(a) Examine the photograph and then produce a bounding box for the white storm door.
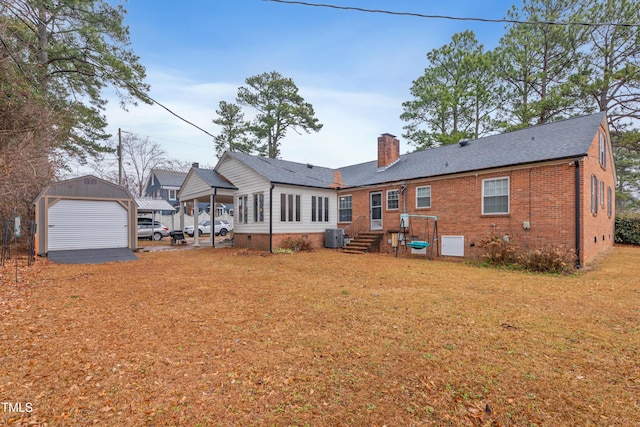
[370,191,383,231]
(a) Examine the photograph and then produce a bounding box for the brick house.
[179,112,615,266]
[336,112,615,266]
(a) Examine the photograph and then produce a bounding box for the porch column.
[179,200,185,231]
[210,193,215,247]
[193,198,200,247]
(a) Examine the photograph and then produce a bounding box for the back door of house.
[370,191,382,230]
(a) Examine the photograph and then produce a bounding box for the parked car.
[137,221,170,241]
[137,217,154,224]
[184,219,231,237]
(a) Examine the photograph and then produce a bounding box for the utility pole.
[118,128,123,186]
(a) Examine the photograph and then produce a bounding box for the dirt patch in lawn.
[1,246,639,426]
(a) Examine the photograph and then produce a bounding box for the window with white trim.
[312,196,329,222]
[238,195,248,223]
[253,193,264,222]
[280,193,301,222]
[168,189,177,201]
[482,177,509,214]
[339,195,352,222]
[598,130,607,169]
[416,186,431,209]
[387,189,399,210]
[607,186,612,218]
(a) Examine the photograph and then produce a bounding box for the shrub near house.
[615,214,640,245]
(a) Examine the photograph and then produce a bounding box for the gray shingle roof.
[223,112,605,190]
[193,167,237,190]
[225,151,339,188]
[339,112,605,187]
[152,169,187,187]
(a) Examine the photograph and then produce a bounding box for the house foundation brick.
[233,232,325,252]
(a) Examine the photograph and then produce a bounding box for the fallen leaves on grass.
[1,246,639,426]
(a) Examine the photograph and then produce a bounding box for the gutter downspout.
[574,157,581,269]
[400,183,407,213]
[269,184,274,253]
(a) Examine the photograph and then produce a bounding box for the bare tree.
[118,134,170,197]
[87,136,193,191]
[87,133,170,197]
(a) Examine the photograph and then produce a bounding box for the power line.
[0,32,216,141]
[73,57,217,141]
[264,0,640,28]
[118,129,211,149]
[115,78,216,139]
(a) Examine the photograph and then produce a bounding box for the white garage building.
[33,175,137,256]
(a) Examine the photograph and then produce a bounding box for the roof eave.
[269,180,340,191]
[338,154,588,190]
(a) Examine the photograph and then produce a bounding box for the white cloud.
[281,87,408,167]
[103,71,410,170]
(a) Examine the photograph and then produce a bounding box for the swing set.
[395,213,439,260]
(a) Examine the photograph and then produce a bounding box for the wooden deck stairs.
[342,232,384,254]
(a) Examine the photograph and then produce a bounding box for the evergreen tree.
[613,143,640,212]
[236,71,322,158]
[494,0,586,130]
[401,31,498,149]
[0,0,150,161]
[212,101,254,158]
[577,0,640,142]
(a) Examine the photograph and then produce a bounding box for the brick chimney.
[377,133,400,169]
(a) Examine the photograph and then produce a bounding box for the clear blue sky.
[101,0,517,170]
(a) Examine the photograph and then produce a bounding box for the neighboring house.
[144,169,187,214]
[213,202,234,217]
[179,112,616,266]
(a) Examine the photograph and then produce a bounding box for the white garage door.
[48,200,129,251]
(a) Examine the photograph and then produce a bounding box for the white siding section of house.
[216,157,272,234]
[272,184,338,233]
[216,157,338,234]
[48,200,128,251]
[179,173,211,200]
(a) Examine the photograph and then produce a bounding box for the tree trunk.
[37,5,49,89]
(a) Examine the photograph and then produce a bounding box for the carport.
[178,164,236,247]
[33,175,137,260]
[135,197,176,240]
